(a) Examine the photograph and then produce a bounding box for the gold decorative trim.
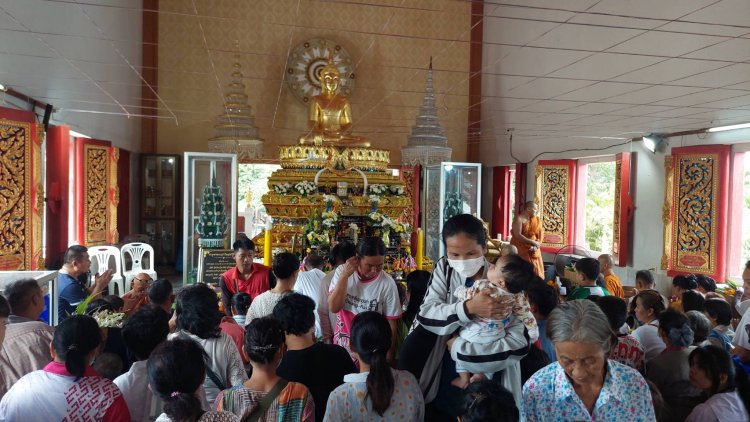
[536,165,570,249]
[279,145,390,172]
[612,159,622,256]
[0,119,30,270]
[661,156,673,270]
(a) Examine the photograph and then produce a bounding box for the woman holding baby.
[398,214,537,420]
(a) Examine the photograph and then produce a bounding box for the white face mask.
[447,257,485,278]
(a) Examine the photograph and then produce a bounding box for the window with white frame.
[582,161,616,255]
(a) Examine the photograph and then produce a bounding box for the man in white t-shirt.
[294,254,331,342]
[328,237,402,363]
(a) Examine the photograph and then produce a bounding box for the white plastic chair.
[88,245,126,296]
[121,243,158,287]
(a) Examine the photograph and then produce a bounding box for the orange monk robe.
[511,216,545,279]
[604,273,624,298]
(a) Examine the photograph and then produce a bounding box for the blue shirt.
[536,319,556,361]
[522,360,655,421]
[58,272,87,321]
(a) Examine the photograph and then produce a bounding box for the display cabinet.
[141,155,179,267]
[423,162,482,261]
[183,152,237,284]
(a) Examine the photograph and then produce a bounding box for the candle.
[263,220,272,266]
[416,228,424,270]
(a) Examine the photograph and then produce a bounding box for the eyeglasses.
[134,277,152,284]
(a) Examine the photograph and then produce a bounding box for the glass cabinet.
[423,162,482,261]
[141,155,179,267]
[183,152,237,284]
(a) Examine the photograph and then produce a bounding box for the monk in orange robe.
[598,253,624,298]
[511,201,545,279]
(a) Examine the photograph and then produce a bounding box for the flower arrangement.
[367,211,384,226]
[306,231,330,246]
[368,194,381,205]
[295,181,317,196]
[369,184,388,195]
[321,210,339,229]
[322,194,339,206]
[92,310,126,328]
[390,185,405,195]
[273,182,292,194]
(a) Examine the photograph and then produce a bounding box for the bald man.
[598,254,624,298]
[121,273,152,314]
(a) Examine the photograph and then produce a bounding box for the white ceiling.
[481,0,750,151]
[1,1,750,155]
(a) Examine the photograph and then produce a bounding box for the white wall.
[479,128,750,296]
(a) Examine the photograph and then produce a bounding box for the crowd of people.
[1,212,750,421]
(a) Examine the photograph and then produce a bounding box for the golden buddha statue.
[298,56,369,148]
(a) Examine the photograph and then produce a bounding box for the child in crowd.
[704,298,734,351]
[230,292,251,326]
[451,254,538,388]
[458,380,519,422]
[567,258,611,300]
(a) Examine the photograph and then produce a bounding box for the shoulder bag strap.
[246,379,289,422]
[177,331,227,391]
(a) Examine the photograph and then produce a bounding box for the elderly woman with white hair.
[521,300,655,421]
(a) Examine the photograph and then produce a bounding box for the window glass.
[583,162,616,254]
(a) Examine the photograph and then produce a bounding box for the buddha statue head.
[319,55,341,96]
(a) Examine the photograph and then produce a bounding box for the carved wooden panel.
[665,146,730,278]
[535,160,576,251]
[77,140,118,246]
[0,116,43,270]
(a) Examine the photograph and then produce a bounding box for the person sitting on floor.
[704,298,735,352]
[4,278,45,324]
[0,315,130,421]
[598,254,624,298]
[567,258,611,300]
[148,338,238,422]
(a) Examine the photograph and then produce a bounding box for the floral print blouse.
[521,360,655,421]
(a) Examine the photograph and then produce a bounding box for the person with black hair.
[294,253,332,342]
[681,289,705,313]
[399,214,530,418]
[148,279,176,332]
[148,338,238,422]
[0,293,55,397]
[403,270,430,328]
[104,294,125,312]
[646,309,703,420]
[321,241,356,343]
[58,244,114,322]
[169,284,247,405]
[325,311,424,421]
[597,296,645,373]
[114,304,170,421]
[568,258,611,300]
[84,297,131,378]
[450,254,540,388]
[219,237,275,316]
[525,280,558,361]
[328,237,402,362]
[704,298,734,351]
[230,292,251,326]
[671,274,699,310]
[214,317,314,421]
[0,315,131,421]
[630,290,668,362]
[458,380,519,422]
[4,278,44,323]
[273,293,356,421]
[246,252,299,323]
[695,274,717,294]
[686,345,750,421]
